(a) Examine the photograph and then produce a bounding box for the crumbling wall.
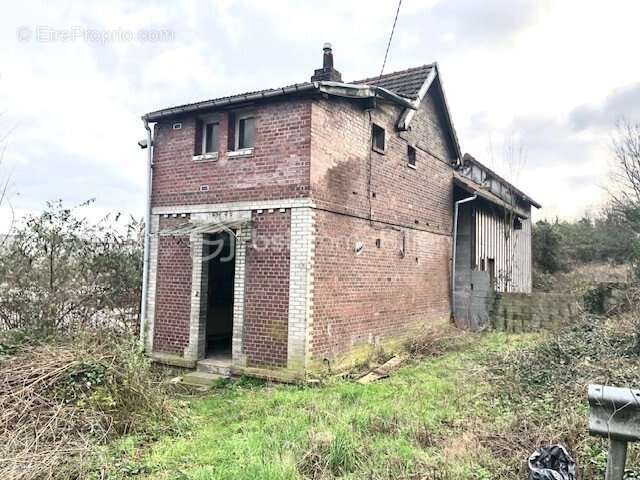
[490,292,580,332]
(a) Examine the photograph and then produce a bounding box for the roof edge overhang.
[396,64,463,162]
[143,81,417,123]
[462,154,542,209]
[454,174,529,219]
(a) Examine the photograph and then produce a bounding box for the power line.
[378,0,403,82]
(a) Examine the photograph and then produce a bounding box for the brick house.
[139,44,540,380]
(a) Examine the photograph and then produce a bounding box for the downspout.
[139,118,153,347]
[451,194,477,320]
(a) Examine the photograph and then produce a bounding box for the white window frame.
[202,121,220,154]
[407,145,417,169]
[233,111,255,154]
[371,123,385,154]
[193,114,220,161]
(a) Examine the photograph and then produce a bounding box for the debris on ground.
[528,444,577,480]
[357,355,405,384]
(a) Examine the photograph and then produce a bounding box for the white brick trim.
[232,225,251,367]
[184,234,208,361]
[143,214,160,353]
[152,198,313,215]
[287,207,315,373]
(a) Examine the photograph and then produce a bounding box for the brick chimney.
[311,43,342,82]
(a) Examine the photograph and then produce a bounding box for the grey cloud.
[569,82,640,131]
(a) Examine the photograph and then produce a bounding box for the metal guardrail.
[588,384,640,480]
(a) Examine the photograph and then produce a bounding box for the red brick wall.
[310,97,455,235]
[310,210,451,360]
[308,93,456,361]
[151,100,312,207]
[153,218,192,354]
[242,210,291,367]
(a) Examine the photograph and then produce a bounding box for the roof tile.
[351,64,434,100]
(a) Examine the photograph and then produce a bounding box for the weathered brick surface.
[151,100,312,207]
[153,217,192,354]
[243,210,291,367]
[310,96,455,235]
[308,94,456,362]
[310,210,451,361]
[150,84,461,372]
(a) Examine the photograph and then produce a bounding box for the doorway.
[204,230,235,359]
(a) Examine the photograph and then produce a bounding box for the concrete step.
[197,358,231,377]
[181,371,226,388]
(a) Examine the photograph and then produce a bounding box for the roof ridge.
[351,63,435,85]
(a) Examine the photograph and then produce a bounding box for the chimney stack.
[311,43,342,82]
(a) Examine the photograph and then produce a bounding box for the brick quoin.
[243,210,291,368]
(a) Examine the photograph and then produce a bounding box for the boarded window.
[372,124,385,152]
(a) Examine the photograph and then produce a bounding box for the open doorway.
[204,230,235,360]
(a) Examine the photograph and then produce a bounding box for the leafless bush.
[0,200,142,333]
[405,323,468,358]
[0,329,181,480]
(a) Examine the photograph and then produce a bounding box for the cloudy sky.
[1,0,639,231]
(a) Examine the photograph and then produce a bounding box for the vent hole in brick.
[415,257,419,263]
[375,238,381,248]
[200,185,210,192]
[414,220,419,224]
[372,192,376,198]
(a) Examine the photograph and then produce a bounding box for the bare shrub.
[0,329,181,480]
[0,200,142,333]
[405,323,469,358]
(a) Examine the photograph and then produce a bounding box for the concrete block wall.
[490,292,580,332]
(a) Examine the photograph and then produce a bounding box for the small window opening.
[407,145,416,167]
[488,259,496,288]
[372,124,385,153]
[236,115,255,150]
[204,122,219,153]
[513,217,523,230]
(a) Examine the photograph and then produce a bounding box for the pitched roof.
[352,64,435,100]
[144,65,439,121]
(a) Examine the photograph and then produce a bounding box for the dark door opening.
[204,231,235,359]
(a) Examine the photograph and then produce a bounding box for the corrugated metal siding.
[473,203,532,293]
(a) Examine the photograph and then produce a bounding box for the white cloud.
[0,0,639,232]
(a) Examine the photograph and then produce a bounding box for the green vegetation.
[94,331,541,480]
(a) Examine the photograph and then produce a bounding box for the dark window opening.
[372,124,385,153]
[408,145,416,167]
[204,122,219,153]
[513,217,523,230]
[237,116,255,150]
[488,258,496,289]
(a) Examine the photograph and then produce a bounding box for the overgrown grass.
[0,328,186,480]
[92,313,640,479]
[98,331,538,480]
